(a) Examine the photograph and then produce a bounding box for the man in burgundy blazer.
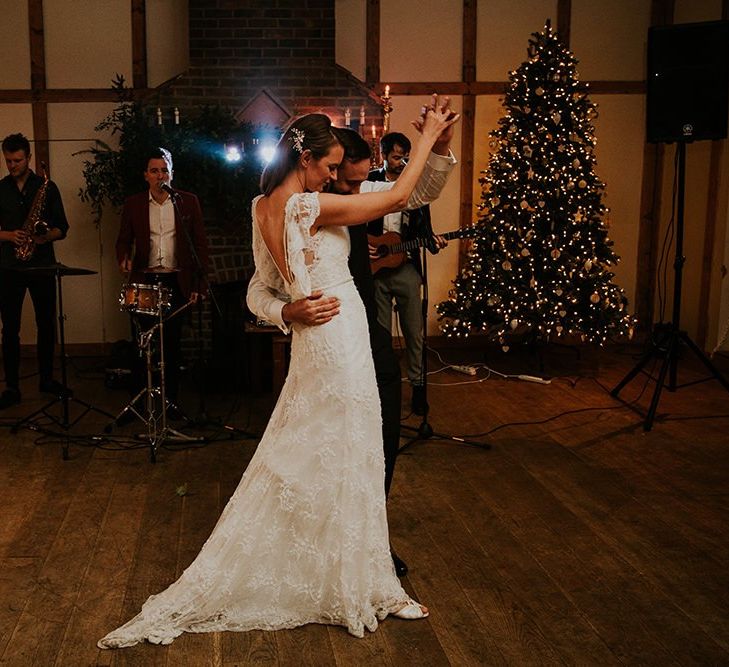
[116,147,209,408]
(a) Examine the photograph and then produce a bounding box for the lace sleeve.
[284,192,321,300]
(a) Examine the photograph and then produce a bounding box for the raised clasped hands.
[411,94,460,146]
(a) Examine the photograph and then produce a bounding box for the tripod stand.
[11,264,116,459]
[611,142,729,430]
[110,294,204,462]
[399,243,490,451]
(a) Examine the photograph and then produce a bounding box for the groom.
[247,109,457,576]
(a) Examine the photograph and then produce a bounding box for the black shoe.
[0,388,21,410]
[411,385,428,416]
[39,379,73,398]
[392,550,408,577]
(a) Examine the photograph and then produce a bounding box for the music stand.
[11,263,116,459]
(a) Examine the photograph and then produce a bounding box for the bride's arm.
[315,98,459,228]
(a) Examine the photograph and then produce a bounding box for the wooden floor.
[0,346,728,666]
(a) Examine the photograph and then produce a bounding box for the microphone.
[161,183,179,199]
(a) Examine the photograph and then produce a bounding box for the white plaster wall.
[147,0,190,87]
[477,0,558,81]
[380,0,462,82]
[44,0,132,88]
[0,2,31,89]
[335,0,367,81]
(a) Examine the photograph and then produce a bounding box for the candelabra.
[381,84,392,134]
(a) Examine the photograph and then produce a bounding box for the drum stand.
[108,299,204,462]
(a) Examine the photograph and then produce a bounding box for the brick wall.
[166,0,381,362]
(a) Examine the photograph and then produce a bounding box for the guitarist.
[367,132,447,416]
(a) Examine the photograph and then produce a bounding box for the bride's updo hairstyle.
[260,113,341,196]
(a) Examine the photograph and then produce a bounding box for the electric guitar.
[368,227,478,275]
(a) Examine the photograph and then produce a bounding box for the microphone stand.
[399,241,490,451]
[167,188,257,440]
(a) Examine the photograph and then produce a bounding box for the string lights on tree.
[437,20,636,349]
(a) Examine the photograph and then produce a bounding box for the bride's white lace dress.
[98,192,410,648]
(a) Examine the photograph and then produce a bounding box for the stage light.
[224,143,242,163]
[257,140,276,164]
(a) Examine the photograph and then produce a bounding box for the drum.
[119,283,171,315]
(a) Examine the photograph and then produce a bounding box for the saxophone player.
[0,133,69,409]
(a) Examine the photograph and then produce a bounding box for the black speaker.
[646,20,729,143]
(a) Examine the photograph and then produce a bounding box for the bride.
[98,100,459,648]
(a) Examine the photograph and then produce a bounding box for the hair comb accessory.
[291,128,306,154]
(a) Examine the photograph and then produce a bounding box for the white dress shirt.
[148,193,178,269]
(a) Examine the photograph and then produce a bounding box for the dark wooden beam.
[0,88,152,103]
[131,0,148,89]
[459,95,476,268]
[366,0,380,84]
[28,0,45,91]
[368,81,644,96]
[28,0,49,169]
[696,141,724,349]
[31,101,50,170]
[634,0,675,329]
[557,0,572,48]
[459,0,478,248]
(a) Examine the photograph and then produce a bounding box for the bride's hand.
[411,94,460,141]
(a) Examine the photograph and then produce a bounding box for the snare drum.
[119,283,171,315]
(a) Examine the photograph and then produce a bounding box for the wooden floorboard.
[0,349,727,665]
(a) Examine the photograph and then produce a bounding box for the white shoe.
[393,599,429,619]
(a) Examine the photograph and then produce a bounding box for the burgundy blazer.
[116,189,210,297]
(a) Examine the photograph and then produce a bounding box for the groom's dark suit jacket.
[347,223,401,496]
[116,189,210,297]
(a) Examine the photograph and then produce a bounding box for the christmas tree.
[437,21,635,348]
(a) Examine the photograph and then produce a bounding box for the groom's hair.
[332,127,371,163]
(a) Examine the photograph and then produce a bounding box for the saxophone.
[15,162,51,261]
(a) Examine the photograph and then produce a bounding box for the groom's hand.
[282,290,340,326]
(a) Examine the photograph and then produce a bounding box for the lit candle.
[384,84,390,98]
[359,105,365,128]
[371,123,376,138]
[156,107,162,126]
[174,107,180,125]
[344,108,351,127]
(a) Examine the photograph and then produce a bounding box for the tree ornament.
[559,309,567,317]
[551,249,561,259]
[510,319,519,330]
[535,87,544,96]
[551,111,561,124]
[491,196,500,206]
[590,292,600,303]
[521,248,530,256]
[520,200,529,209]
[555,288,563,296]
[584,259,592,271]
[502,260,512,271]
[523,146,533,157]
[573,158,581,168]
[578,179,587,188]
